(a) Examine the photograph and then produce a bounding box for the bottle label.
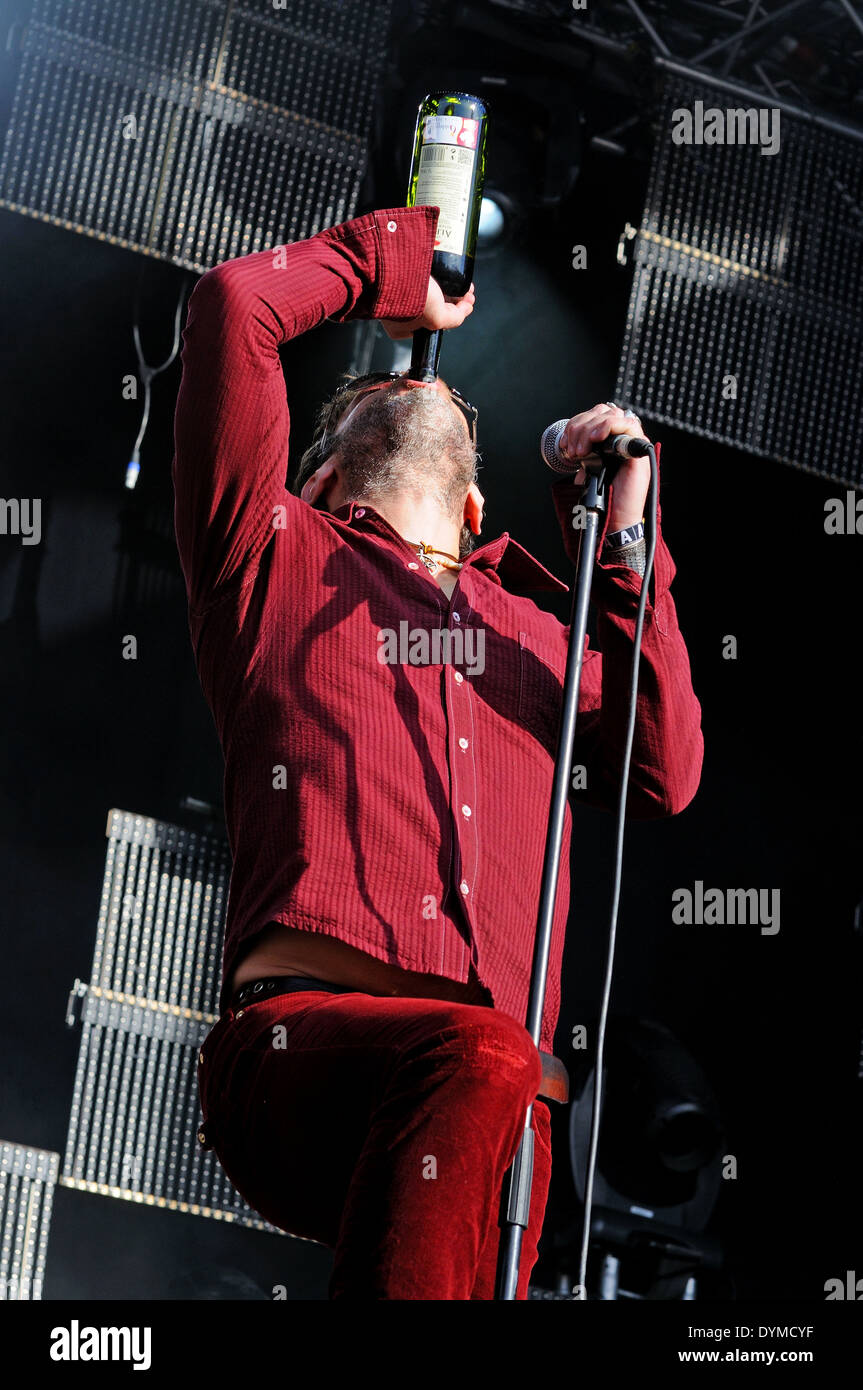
[422,115,479,150]
[416,120,478,257]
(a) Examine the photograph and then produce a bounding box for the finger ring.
[623,409,637,419]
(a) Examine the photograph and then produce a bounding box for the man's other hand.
[559,402,652,533]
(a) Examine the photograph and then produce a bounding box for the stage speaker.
[62,808,294,1237]
[616,70,863,488]
[0,1140,58,1300]
[0,0,394,270]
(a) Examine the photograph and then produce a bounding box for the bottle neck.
[410,327,442,383]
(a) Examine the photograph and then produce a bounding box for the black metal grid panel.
[615,71,863,487]
[0,0,393,270]
[61,809,294,1237]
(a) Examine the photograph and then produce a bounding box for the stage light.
[567,1018,724,1299]
[478,195,506,244]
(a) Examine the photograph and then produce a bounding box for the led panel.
[0,1141,59,1300]
[616,72,863,486]
[61,808,292,1236]
[0,0,393,271]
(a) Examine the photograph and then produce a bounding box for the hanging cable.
[125,267,192,489]
[576,441,660,1299]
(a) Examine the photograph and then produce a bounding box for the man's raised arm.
[548,411,704,819]
[171,206,438,613]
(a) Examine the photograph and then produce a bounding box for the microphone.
[540,419,651,474]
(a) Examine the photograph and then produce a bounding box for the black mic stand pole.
[494,454,620,1301]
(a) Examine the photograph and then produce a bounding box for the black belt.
[227,974,570,1105]
[231,974,359,1010]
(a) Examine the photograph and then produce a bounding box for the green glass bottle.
[406,92,488,379]
[406,91,489,298]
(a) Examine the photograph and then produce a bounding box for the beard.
[334,387,478,531]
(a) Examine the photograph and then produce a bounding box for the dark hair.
[290,371,371,501]
[291,372,481,561]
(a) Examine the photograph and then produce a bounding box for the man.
[172,203,703,1300]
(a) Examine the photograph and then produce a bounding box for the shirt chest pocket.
[517,630,566,755]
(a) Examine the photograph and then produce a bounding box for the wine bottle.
[406,91,489,380]
[407,91,489,297]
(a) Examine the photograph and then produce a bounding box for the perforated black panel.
[61,809,294,1236]
[0,0,393,270]
[616,73,863,486]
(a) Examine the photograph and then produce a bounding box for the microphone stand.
[494,454,620,1301]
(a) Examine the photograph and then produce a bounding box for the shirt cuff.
[373,205,439,320]
[320,205,439,325]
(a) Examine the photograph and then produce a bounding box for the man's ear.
[301,460,339,507]
[464,482,485,536]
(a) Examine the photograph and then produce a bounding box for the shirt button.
[386,219,397,232]
[460,880,470,896]
[355,507,365,518]
[458,737,469,750]
[461,804,472,818]
[453,612,461,622]
[408,561,419,570]
[454,671,463,684]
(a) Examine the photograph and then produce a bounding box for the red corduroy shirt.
[172,205,703,1052]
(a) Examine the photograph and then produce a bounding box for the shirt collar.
[325,501,569,594]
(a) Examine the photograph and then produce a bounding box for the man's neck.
[356,492,463,566]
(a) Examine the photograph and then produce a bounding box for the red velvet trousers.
[197,988,553,1300]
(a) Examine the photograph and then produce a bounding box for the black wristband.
[605,520,645,550]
